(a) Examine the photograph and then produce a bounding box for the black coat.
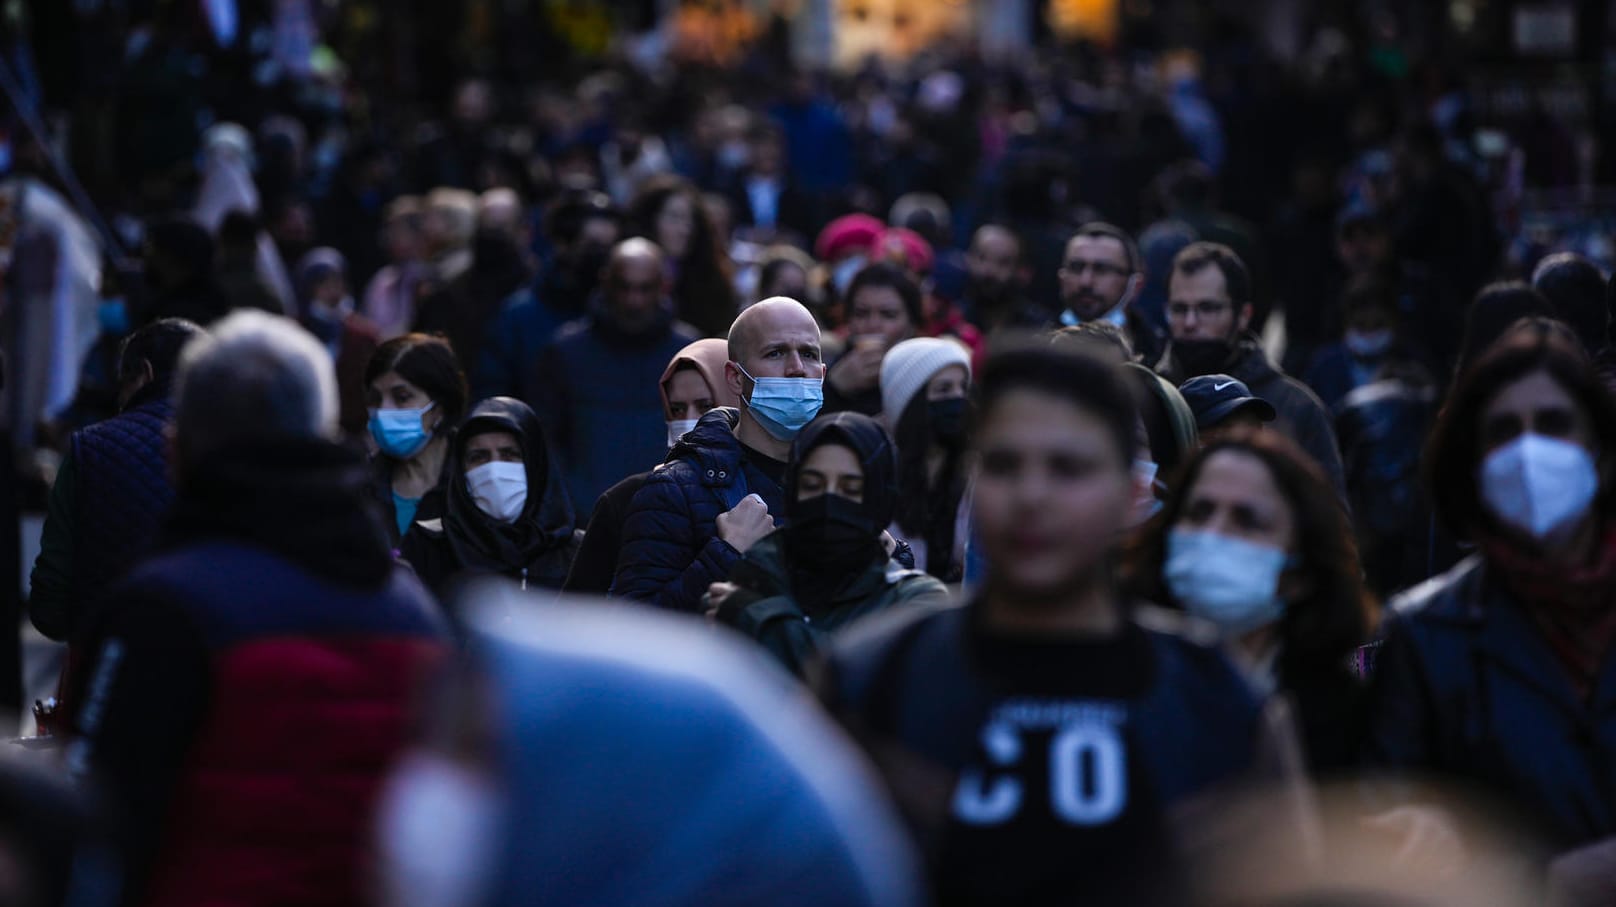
[562,471,649,596]
[1158,339,1346,496]
[1366,555,1616,851]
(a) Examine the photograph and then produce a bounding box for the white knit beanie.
[880,337,972,431]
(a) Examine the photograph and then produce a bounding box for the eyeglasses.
[1167,300,1232,320]
[1061,259,1130,278]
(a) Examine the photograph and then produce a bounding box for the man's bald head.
[608,237,665,276]
[728,296,820,364]
[602,238,668,331]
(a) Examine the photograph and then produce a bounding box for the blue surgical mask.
[98,298,130,335]
[370,402,436,459]
[735,364,823,442]
[1164,529,1289,636]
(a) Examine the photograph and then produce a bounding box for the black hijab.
[783,412,900,605]
[444,397,577,573]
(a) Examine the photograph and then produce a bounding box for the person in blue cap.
[1178,373,1277,443]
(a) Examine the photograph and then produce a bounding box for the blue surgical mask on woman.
[735,364,823,442]
[1164,529,1290,636]
[371,401,437,459]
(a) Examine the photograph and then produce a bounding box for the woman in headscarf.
[709,411,948,677]
[401,397,580,602]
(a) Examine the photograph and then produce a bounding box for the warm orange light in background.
[1048,0,1120,45]
[671,0,763,65]
[832,0,972,67]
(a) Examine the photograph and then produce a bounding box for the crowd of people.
[4,2,1616,906]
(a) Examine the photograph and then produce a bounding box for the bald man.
[611,297,826,612]
[526,238,701,510]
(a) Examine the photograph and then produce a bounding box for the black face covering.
[783,413,901,605]
[785,494,884,573]
[1174,337,1237,378]
[928,396,968,444]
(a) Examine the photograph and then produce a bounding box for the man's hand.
[716,494,774,554]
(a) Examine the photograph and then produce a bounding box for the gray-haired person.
[67,311,447,907]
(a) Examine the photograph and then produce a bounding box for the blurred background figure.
[375,592,925,907]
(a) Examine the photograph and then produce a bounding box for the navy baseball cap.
[1178,374,1277,430]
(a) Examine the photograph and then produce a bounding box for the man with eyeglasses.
[527,238,702,509]
[1157,242,1345,494]
[1054,223,1164,365]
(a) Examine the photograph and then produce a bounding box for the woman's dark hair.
[1125,427,1374,682]
[892,384,971,578]
[628,174,736,337]
[978,339,1138,466]
[1454,281,1554,374]
[1425,317,1616,540]
[365,333,470,428]
[845,262,924,328]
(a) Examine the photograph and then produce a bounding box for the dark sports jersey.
[822,601,1262,907]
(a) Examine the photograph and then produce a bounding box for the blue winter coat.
[1366,555,1616,850]
[525,310,700,512]
[610,408,786,612]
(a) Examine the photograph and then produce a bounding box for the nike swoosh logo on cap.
[1213,381,1236,391]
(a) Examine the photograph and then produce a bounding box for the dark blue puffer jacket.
[72,391,175,610]
[609,408,786,612]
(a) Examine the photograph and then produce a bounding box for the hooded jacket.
[611,407,788,612]
[402,397,581,601]
[70,437,446,907]
[718,413,949,676]
[563,339,741,594]
[1158,338,1346,495]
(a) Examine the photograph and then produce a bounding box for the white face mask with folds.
[666,418,699,449]
[1480,433,1599,543]
[466,461,528,523]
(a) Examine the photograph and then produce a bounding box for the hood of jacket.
[784,411,900,532]
[444,396,577,572]
[658,338,741,417]
[166,437,394,587]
